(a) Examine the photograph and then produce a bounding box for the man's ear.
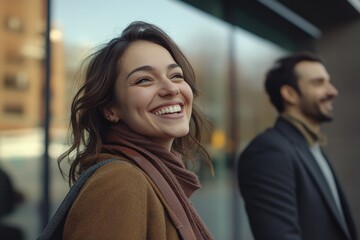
[280,85,299,105]
[102,103,120,123]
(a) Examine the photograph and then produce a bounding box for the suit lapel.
[294,146,350,239]
[321,151,356,239]
[275,118,351,239]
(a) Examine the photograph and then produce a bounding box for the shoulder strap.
[37,158,119,240]
[119,146,198,240]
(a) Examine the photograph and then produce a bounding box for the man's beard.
[299,99,334,124]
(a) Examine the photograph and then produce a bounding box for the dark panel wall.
[317,20,360,230]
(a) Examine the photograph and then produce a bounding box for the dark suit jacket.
[237,117,358,240]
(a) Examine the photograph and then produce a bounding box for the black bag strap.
[37,158,119,240]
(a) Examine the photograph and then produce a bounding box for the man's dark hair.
[265,51,323,112]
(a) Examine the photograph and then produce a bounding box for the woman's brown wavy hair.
[58,21,213,185]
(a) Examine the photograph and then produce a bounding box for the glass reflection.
[1,0,288,239]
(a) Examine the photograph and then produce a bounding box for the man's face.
[294,61,339,124]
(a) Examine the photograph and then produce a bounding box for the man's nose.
[328,82,339,97]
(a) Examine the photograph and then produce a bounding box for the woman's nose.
[158,79,180,97]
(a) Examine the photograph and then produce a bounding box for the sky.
[51,0,229,47]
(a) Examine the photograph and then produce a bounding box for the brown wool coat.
[63,154,181,240]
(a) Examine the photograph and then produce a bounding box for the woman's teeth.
[154,105,181,115]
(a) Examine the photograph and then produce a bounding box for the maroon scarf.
[101,122,212,240]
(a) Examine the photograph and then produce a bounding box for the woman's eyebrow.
[126,63,181,79]
[168,63,181,70]
[126,65,153,79]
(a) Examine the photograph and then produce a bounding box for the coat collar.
[281,114,327,146]
[274,116,307,146]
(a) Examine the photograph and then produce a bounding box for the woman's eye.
[135,78,151,85]
[171,74,184,80]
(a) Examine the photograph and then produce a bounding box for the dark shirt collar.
[281,114,327,146]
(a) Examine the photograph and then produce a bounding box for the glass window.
[1,1,290,239]
[3,73,29,91]
[5,16,23,32]
[3,104,24,116]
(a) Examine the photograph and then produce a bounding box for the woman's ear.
[102,104,120,123]
[280,85,299,106]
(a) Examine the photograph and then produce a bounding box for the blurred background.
[0,0,359,239]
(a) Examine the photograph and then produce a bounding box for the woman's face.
[108,40,193,150]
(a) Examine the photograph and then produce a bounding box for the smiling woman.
[38,21,213,240]
[105,40,194,151]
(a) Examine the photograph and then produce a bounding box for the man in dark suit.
[237,52,358,240]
